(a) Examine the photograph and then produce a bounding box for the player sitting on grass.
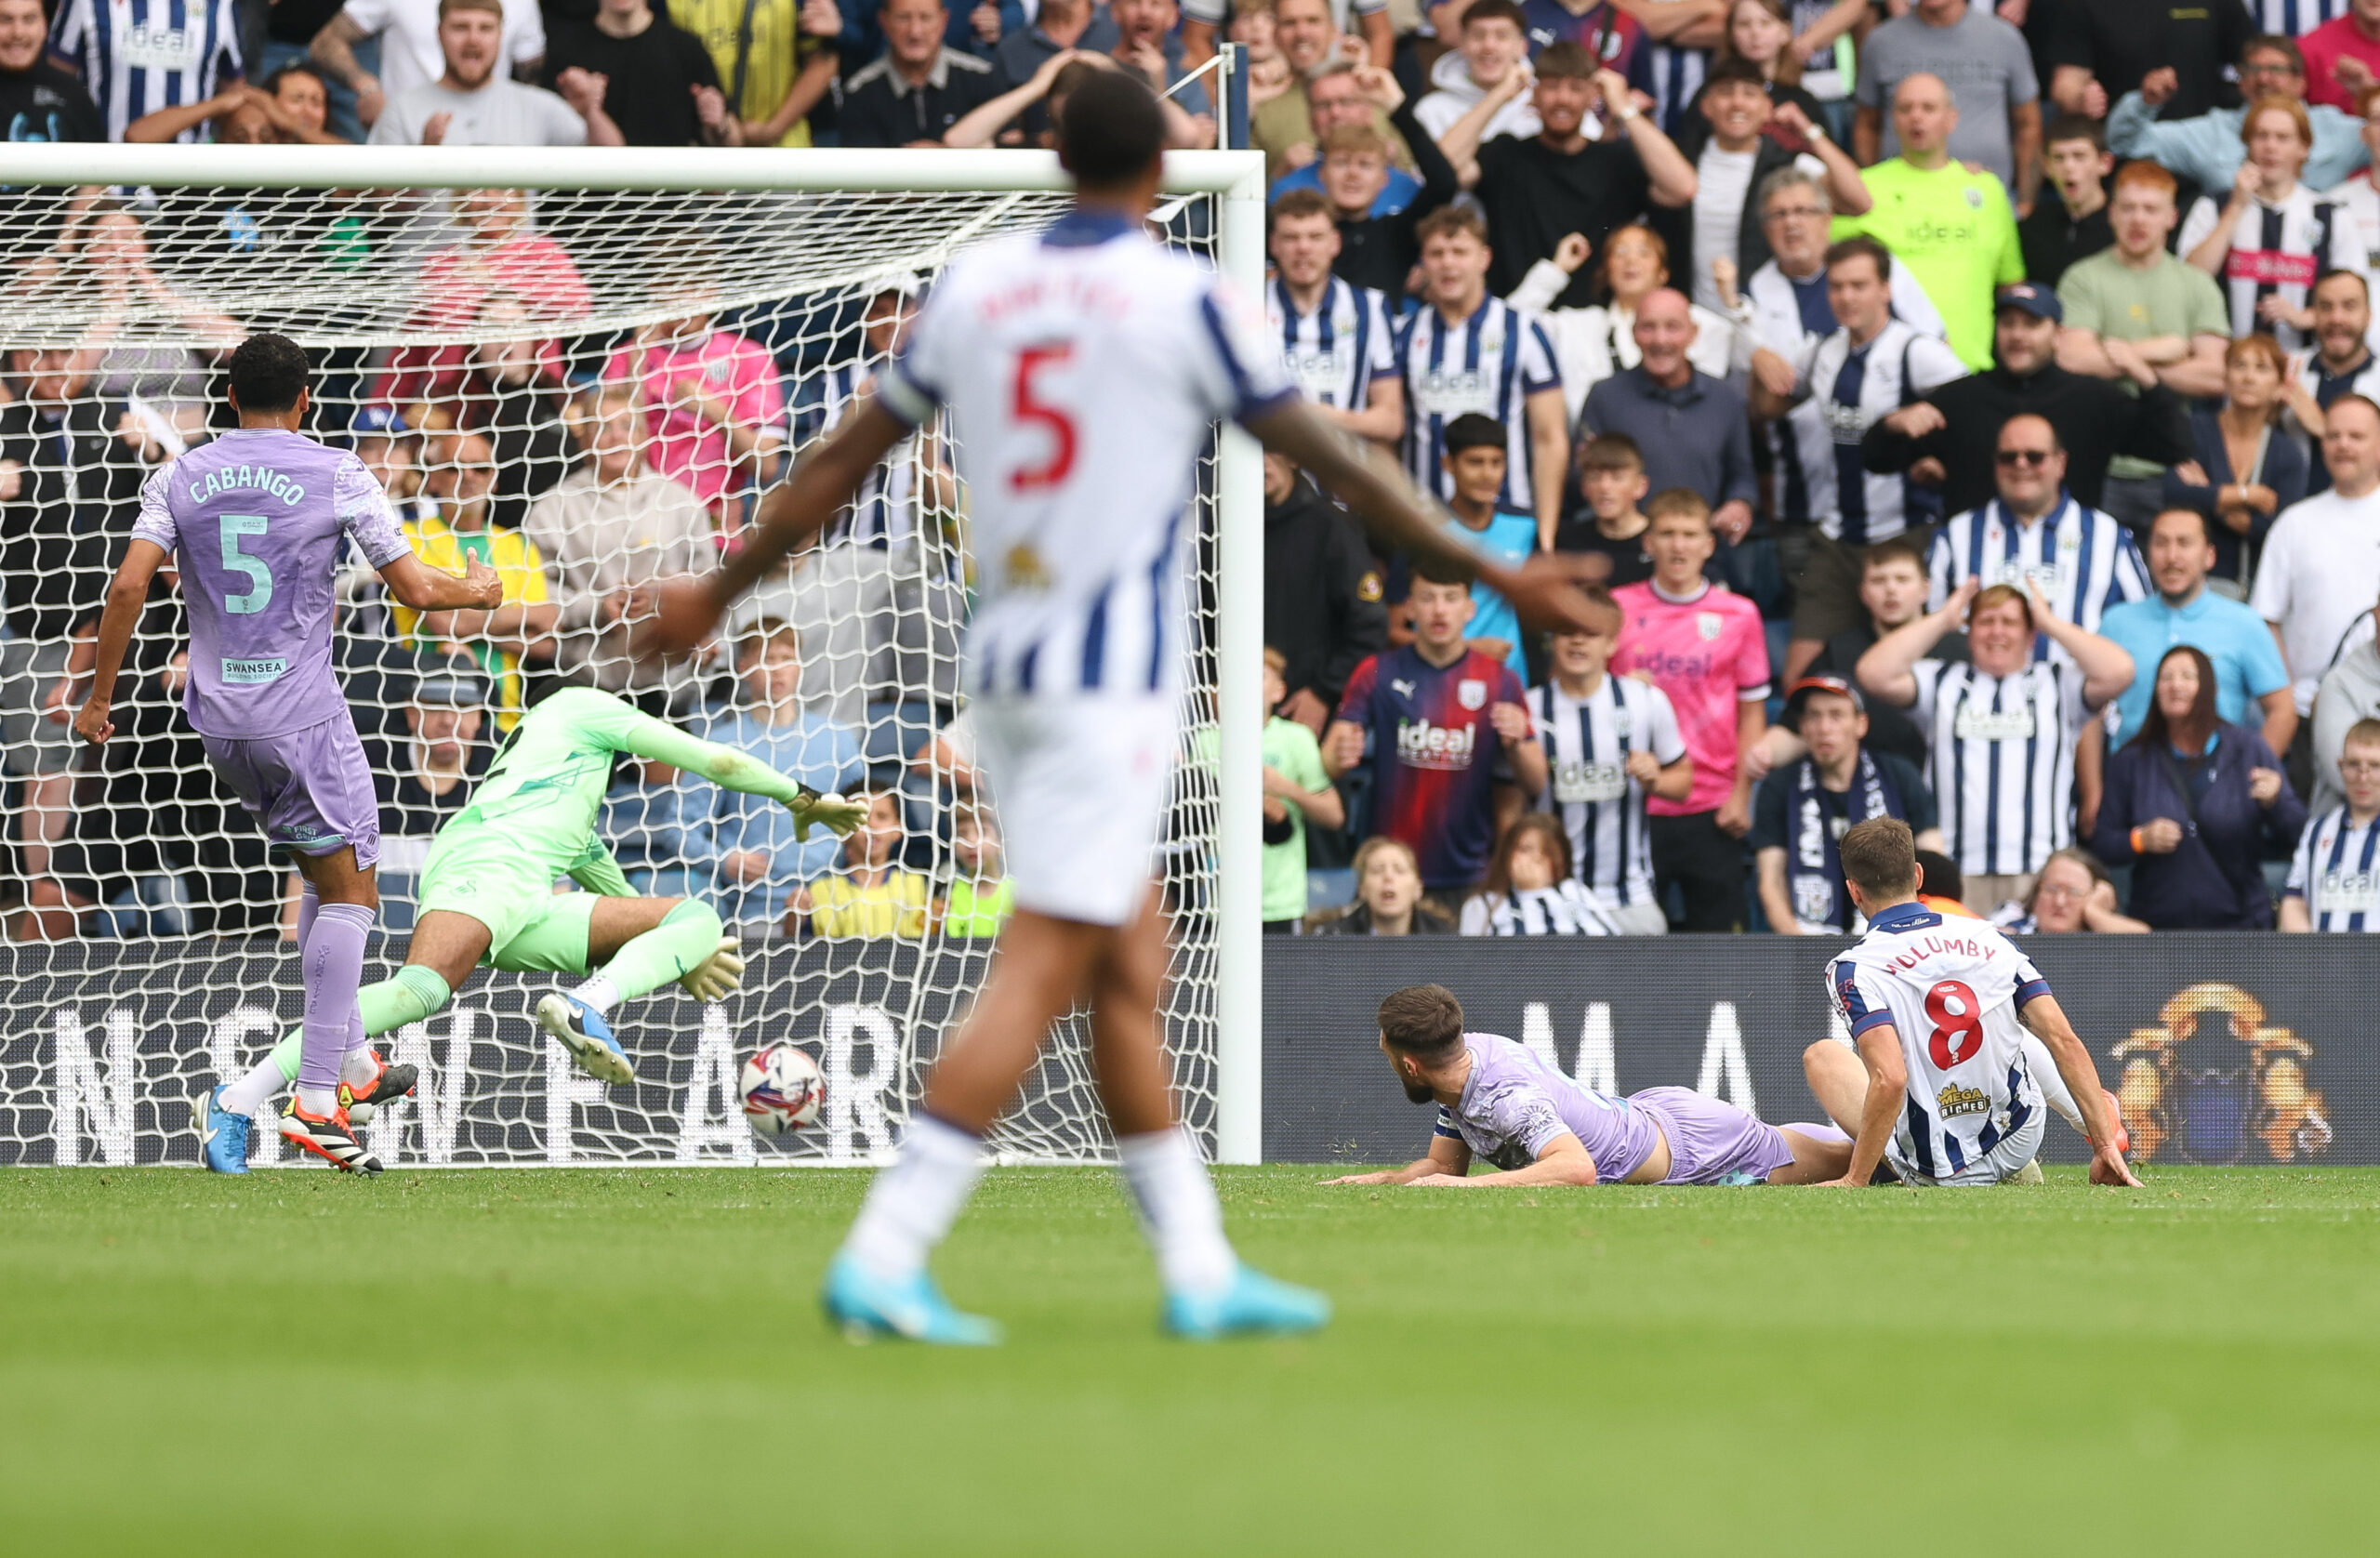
[1326,984,1855,1187]
[1816,818,2140,1188]
[199,686,865,1172]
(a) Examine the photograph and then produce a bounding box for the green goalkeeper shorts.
[416,822,600,975]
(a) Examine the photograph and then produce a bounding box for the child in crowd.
[1557,432,1656,588]
[938,799,1014,939]
[798,788,930,939]
[1459,813,1621,935]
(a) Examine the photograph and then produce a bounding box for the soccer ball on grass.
[740,1043,826,1137]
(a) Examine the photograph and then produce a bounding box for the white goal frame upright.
[1,143,1271,1165]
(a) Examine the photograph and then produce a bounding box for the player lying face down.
[1323,984,1852,1187]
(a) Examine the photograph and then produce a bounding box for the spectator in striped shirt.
[1395,205,1569,548]
[2180,94,2364,350]
[1458,812,1622,934]
[1858,575,2136,915]
[2281,716,2380,928]
[1528,586,1689,932]
[1265,189,1404,444]
[46,0,243,144]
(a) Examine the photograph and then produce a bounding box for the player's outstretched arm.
[1246,400,1605,639]
[73,537,169,747]
[1412,1133,1600,1188]
[1322,1132,1472,1185]
[643,400,911,658]
[2017,993,2142,1187]
[381,549,504,614]
[1814,1026,1906,1188]
[609,703,869,842]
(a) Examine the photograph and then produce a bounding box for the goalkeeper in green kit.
[200,687,867,1174]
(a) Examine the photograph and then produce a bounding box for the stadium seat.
[860,701,936,786]
[1306,868,1356,915]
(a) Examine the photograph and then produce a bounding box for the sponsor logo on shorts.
[1936,1081,1990,1119]
[221,656,288,684]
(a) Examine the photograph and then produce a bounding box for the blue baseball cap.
[351,404,409,436]
[1995,283,2062,323]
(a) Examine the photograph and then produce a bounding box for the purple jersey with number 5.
[131,428,410,739]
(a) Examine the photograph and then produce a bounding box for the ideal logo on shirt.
[1552,759,1625,804]
[122,22,204,70]
[2315,869,2380,917]
[1395,717,1477,771]
[1412,366,1499,418]
[1953,705,2037,742]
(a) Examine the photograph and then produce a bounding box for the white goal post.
[0,144,1268,1167]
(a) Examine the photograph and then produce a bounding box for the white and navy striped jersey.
[2284,804,2380,931]
[1743,257,1947,360]
[1926,495,2149,661]
[1910,657,2088,878]
[1459,878,1624,935]
[2321,174,2380,283]
[1530,674,1684,913]
[1396,296,1562,514]
[797,356,924,550]
[2254,0,2350,35]
[2178,183,2362,351]
[1825,899,2052,1182]
[2281,348,2380,485]
[1777,320,1966,543]
[47,0,242,143]
[876,208,1294,702]
[1266,276,1396,414]
[1639,29,1707,137]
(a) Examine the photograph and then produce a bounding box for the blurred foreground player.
[641,72,1602,1343]
[1326,984,1852,1187]
[74,333,503,1175]
[198,687,866,1171]
[1815,819,2139,1188]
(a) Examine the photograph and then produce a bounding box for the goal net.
[0,145,1266,1170]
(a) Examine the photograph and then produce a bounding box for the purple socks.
[296,902,375,1110]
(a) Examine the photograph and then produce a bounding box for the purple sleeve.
[333,456,412,568]
[130,468,177,551]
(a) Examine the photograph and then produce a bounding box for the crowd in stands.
[1244,0,2380,941]
[10,0,2380,943]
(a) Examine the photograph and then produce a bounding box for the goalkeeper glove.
[790,789,870,842]
[678,936,747,1002]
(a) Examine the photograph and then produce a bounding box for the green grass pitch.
[3,1165,2375,1554]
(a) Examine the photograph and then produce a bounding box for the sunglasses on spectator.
[2241,59,2302,77]
[1764,205,1827,222]
[1996,448,2055,466]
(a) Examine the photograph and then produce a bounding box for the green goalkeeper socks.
[267,965,456,1084]
[575,897,723,1011]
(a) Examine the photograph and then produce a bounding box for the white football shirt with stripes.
[875,208,1296,703]
[1909,656,2091,879]
[1826,900,2053,1182]
[48,0,242,144]
[2284,804,2380,931]
[1395,296,1561,516]
[1529,674,1683,914]
[1265,275,1397,416]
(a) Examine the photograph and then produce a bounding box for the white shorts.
[971,693,1177,927]
[1887,1107,2045,1187]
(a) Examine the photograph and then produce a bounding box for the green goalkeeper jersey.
[441,687,816,885]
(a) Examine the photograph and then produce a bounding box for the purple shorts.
[1629,1086,1796,1185]
[201,717,382,870]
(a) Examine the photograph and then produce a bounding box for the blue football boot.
[1163,1262,1332,1340]
[199,1085,250,1175]
[820,1253,1002,1346]
[536,993,634,1085]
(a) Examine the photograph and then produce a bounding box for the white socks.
[569,975,620,1017]
[2024,1034,2085,1132]
[841,1118,1238,1295]
[1117,1127,1236,1294]
[841,1114,987,1280]
[221,1055,284,1117]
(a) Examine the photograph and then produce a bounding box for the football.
[739,1042,826,1137]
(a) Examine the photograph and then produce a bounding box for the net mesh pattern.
[0,178,1228,1168]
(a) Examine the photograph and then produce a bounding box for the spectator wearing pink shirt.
[1611,489,1771,931]
[602,275,786,522]
[377,188,590,405]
